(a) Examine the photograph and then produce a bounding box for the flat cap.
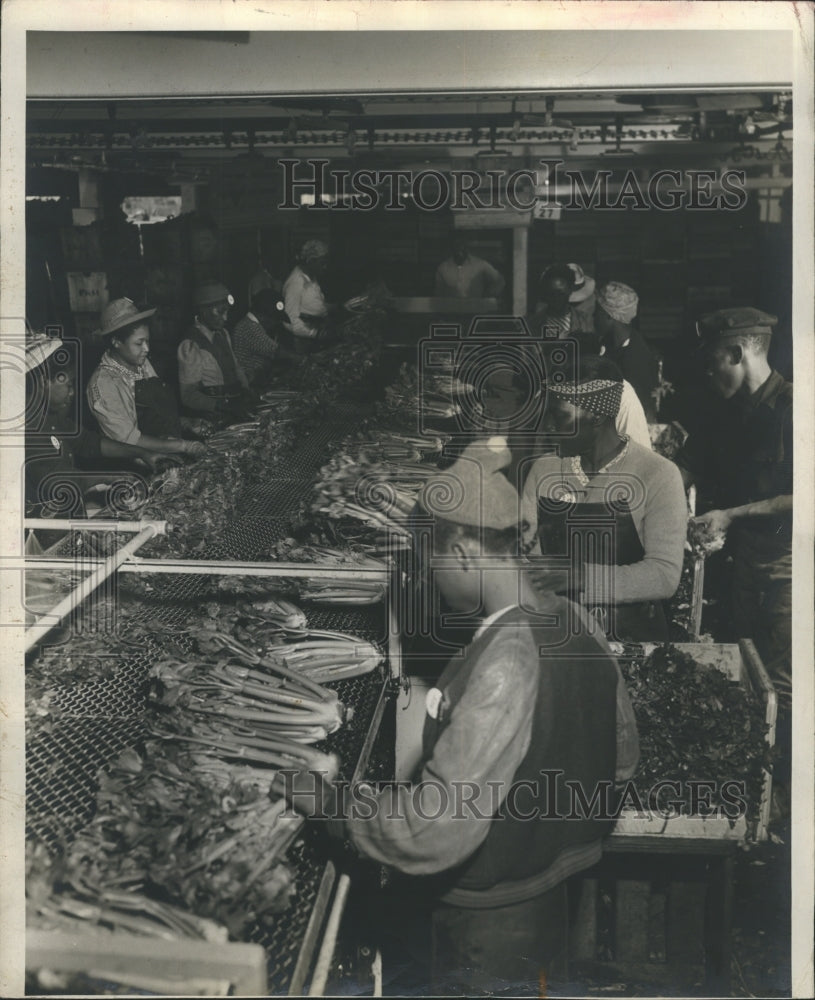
[418,436,520,530]
[697,307,778,341]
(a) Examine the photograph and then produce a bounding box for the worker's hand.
[134,450,161,471]
[689,510,731,555]
[183,440,208,458]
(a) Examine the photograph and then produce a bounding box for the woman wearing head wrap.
[594,281,660,421]
[280,239,332,347]
[521,356,686,641]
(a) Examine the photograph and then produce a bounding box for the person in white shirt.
[281,239,331,343]
[435,235,505,300]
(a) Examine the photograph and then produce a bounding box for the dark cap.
[194,283,233,308]
[697,307,778,344]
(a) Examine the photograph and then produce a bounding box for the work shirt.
[343,600,639,906]
[435,255,505,299]
[281,266,327,339]
[86,352,159,445]
[232,311,278,382]
[521,439,687,604]
[177,321,248,413]
[678,369,793,556]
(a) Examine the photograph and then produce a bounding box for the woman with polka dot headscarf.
[521,355,686,641]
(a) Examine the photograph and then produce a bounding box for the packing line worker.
[521,355,686,642]
[529,268,651,450]
[279,437,639,995]
[532,262,596,343]
[594,281,660,423]
[280,239,333,346]
[678,308,792,732]
[177,283,253,420]
[231,288,282,388]
[435,234,506,300]
[26,336,166,515]
[86,298,205,460]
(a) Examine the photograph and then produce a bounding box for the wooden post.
[513,225,528,317]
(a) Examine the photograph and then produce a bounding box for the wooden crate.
[612,640,777,843]
[26,929,267,996]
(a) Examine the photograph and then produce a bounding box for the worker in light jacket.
[279,437,639,995]
[521,355,686,642]
[177,283,252,419]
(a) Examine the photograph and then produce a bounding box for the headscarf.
[596,281,638,324]
[545,377,623,420]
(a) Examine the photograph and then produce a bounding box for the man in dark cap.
[177,283,251,418]
[678,307,793,730]
[278,437,639,994]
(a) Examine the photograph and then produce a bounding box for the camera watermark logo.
[417,316,579,443]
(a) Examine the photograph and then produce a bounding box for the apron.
[536,497,668,642]
[134,376,182,438]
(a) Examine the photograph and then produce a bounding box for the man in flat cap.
[678,308,792,755]
[177,283,251,419]
[279,437,639,994]
[594,281,660,422]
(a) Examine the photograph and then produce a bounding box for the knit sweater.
[521,440,687,604]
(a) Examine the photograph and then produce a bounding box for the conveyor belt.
[25,403,395,994]
[26,592,389,994]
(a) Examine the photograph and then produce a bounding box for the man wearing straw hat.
[280,437,639,994]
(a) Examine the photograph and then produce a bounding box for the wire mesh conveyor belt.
[26,404,394,993]
[27,593,389,994]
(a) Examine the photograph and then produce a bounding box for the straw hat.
[95,298,156,340]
